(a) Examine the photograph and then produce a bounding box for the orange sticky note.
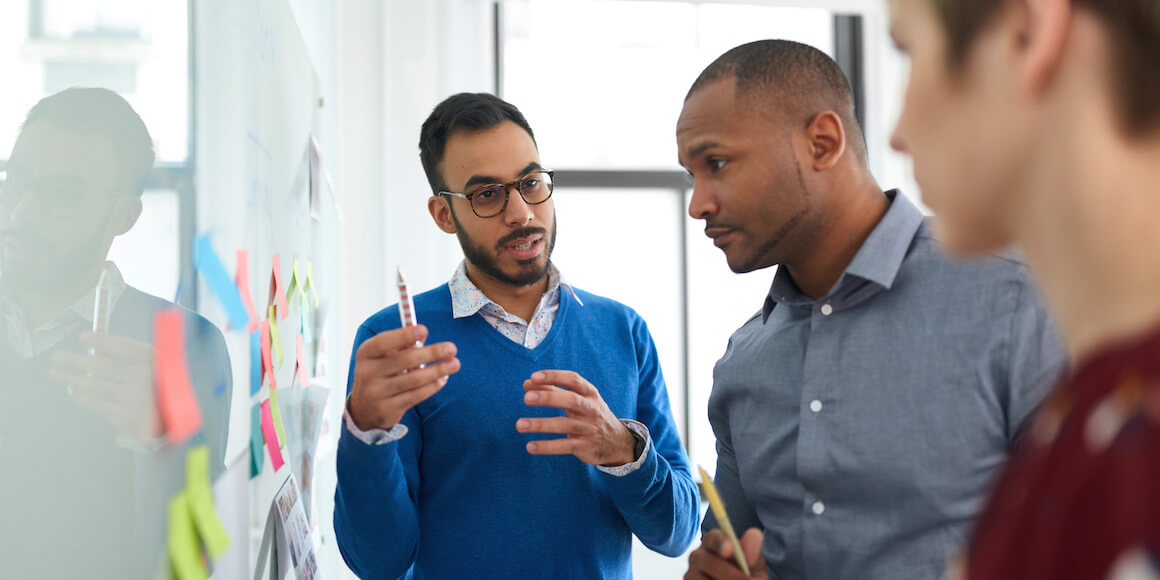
[268,254,289,320]
[260,399,285,471]
[236,249,259,333]
[154,309,202,444]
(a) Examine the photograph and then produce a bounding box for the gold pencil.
[697,465,751,576]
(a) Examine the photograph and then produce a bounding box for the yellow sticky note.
[168,491,208,580]
[269,386,287,449]
[305,261,320,307]
[268,305,284,367]
[185,446,232,559]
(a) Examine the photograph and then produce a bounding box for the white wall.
[331,0,495,577]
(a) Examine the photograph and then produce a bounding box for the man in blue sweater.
[335,93,700,578]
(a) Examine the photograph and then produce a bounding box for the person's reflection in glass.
[0,87,231,578]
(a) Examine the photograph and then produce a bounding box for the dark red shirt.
[968,322,1160,579]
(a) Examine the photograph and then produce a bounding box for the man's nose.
[687,181,718,221]
[503,186,535,227]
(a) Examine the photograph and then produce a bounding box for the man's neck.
[464,263,550,323]
[1017,118,1160,363]
[784,179,890,300]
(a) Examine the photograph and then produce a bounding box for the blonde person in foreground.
[889,0,1160,577]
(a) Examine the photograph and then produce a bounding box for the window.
[0,0,191,301]
[501,0,836,480]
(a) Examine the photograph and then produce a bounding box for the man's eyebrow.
[686,141,723,160]
[463,173,501,190]
[462,161,543,190]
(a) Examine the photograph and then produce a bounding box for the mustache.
[496,227,548,249]
[703,221,735,233]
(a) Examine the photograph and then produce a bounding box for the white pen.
[397,266,423,348]
[89,267,112,355]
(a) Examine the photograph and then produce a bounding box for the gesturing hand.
[515,370,638,467]
[50,331,159,439]
[348,325,460,431]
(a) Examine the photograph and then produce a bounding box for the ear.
[1015,0,1071,94]
[805,111,847,171]
[428,195,458,234]
[109,196,142,236]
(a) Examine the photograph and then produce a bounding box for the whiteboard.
[194,0,340,576]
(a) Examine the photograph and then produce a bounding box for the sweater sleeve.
[600,314,701,557]
[333,322,423,579]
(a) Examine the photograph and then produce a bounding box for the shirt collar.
[68,262,128,323]
[842,190,924,290]
[763,190,923,320]
[1,262,127,357]
[449,260,580,320]
[1,261,127,325]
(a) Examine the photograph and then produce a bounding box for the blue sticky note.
[193,235,251,330]
[249,330,261,395]
[250,403,264,478]
[301,307,313,345]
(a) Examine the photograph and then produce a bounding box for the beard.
[450,209,558,288]
[0,221,112,295]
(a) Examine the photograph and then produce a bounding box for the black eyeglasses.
[439,169,555,218]
[0,169,115,219]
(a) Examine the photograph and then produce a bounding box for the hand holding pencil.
[685,466,768,579]
[346,267,461,431]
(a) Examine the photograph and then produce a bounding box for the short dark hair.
[21,87,155,197]
[930,0,1160,137]
[419,92,536,194]
[687,39,867,163]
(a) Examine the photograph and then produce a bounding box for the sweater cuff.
[343,395,408,445]
[596,420,651,477]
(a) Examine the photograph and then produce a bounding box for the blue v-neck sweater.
[335,284,699,579]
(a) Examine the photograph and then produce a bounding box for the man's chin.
[504,259,550,287]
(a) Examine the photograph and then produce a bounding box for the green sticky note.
[185,446,232,559]
[250,404,264,478]
[168,491,208,580]
[268,305,284,367]
[269,386,287,449]
[285,259,301,306]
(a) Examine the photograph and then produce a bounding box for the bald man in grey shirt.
[705,191,1060,578]
[678,41,1064,579]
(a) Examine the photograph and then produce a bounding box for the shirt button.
[812,501,825,515]
[809,400,823,413]
[820,303,833,316]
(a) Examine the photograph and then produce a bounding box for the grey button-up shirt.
[705,191,1065,579]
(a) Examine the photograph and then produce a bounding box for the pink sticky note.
[260,318,276,389]
[236,250,259,333]
[260,399,285,471]
[294,334,308,389]
[154,309,203,443]
[268,254,289,320]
